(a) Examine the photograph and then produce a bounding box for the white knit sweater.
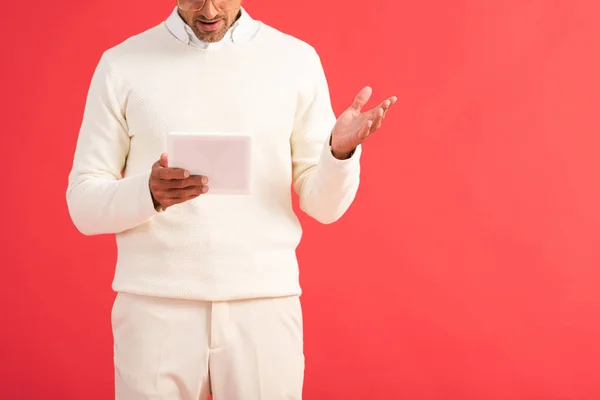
[66,20,362,301]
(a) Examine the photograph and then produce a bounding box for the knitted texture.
[66,22,362,301]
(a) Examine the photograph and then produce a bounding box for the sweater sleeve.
[290,48,362,225]
[66,54,159,236]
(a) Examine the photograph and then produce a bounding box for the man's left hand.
[330,86,397,159]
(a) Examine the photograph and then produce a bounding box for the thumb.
[159,152,168,168]
[349,86,373,112]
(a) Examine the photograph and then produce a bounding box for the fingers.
[150,153,210,209]
[358,119,374,141]
[358,94,395,140]
[355,94,397,134]
[150,180,209,208]
[152,175,208,190]
[383,96,397,119]
[170,175,208,189]
[376,96,397,116]
[364,95,397,133]
[371,107,385,132]
[153,153,190,180]
[349,86,373,112]
[159,153,168,168]
[161,185,209,200]
[159,167,190,180]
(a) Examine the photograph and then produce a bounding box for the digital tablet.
[166,131,252,195]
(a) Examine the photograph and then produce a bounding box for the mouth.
[196,19,223,32]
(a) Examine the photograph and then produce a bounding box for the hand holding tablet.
[166,131,252,195]
[149,153,209,210]
[149,132,252,210]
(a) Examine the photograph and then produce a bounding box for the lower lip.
[197,20,223,32]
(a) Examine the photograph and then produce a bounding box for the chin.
[195,30,227,43]
[205,34,226,43]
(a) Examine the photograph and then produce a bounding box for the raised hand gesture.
[330,86,397,159]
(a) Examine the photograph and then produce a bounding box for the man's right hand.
[149,153,209,211]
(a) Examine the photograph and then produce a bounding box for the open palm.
[330,86,397,158]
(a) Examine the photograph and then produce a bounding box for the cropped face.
[177,0,243,43]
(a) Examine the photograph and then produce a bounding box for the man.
[66,0,396,399]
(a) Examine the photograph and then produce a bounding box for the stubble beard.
[192,23,229,43]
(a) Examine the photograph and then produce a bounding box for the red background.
[3,0,600,399]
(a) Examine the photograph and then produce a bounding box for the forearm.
[65,53,161,235]
[66,171,158,235]
[296,140,362,224]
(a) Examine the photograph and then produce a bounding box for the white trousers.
[111,292,305,400]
